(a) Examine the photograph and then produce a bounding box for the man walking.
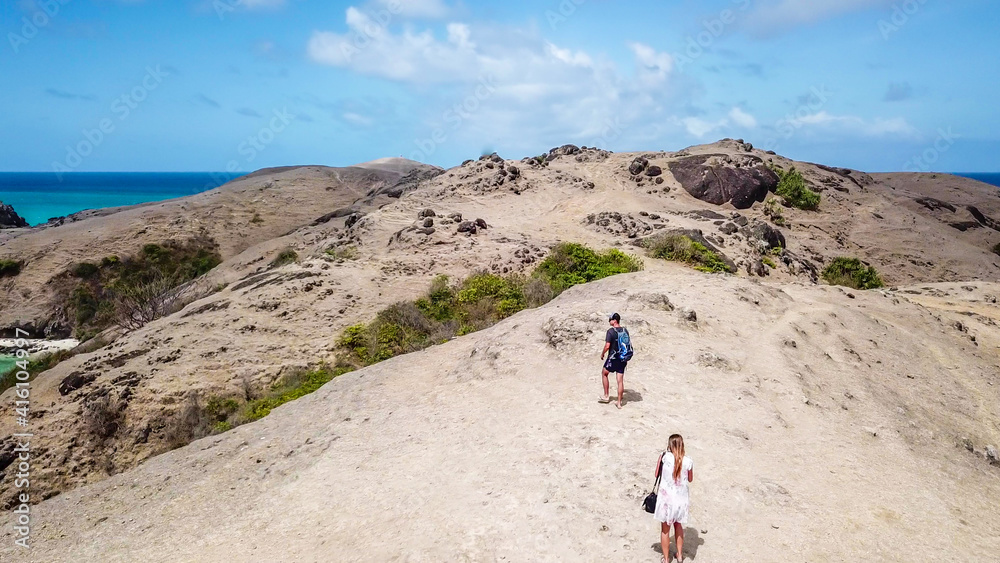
[600,313,633,409]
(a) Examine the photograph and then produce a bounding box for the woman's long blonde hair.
[668,434,685,481]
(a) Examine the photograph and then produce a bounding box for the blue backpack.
[614,327,634,361]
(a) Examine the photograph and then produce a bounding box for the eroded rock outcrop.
[669,154,779,209]
[0,202,28,229]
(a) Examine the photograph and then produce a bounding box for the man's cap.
[609,312,621,322]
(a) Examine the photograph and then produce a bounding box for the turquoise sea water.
[0,172,239,226]
[0,355,17,376]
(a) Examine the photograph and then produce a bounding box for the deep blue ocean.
[0,172,240,226]
[955,173,1000,189]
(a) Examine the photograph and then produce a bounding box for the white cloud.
[682,117,728,138]
[629,42,673,85]
[743,0,896,35]
[307,8,685,154]
[786,111,918,137]
[729,107,757,128]
[680,107,756,138]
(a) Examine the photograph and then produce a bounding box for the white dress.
[654,453,693,525]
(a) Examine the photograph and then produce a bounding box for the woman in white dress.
[654,434,693,563]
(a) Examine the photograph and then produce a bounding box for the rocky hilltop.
[0,140,998,561]
[0,202,28,229]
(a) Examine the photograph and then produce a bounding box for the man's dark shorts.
[604,357,627,374]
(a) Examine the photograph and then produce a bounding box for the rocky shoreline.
[0,338,79,357]
[0,202,28,229]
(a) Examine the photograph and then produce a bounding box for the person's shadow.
[651,528,704,560]
[622,389,643,403]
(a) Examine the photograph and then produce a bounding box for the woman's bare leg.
[673,522,684,561]
[660,522,671,561]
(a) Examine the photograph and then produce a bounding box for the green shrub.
[762,256,777,269]
[205,397,240,422]
[763,197,786,226]
[415,275,455,321]
[239,366,352,423]
[457,273,526,319]
[821,257,884,290]
[533,243,643,294]
[647,235,733,274]
[60,237,222,335]
[270,248,298,268]
[326,245,359,260]
[339,243,641,367]
[774,166,820,210]
[72,262,100,279]
[0,259,21,277]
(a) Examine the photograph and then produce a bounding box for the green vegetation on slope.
[269,248,299,268]
[646,234,734,274]
[163,365,354,444]
[63,236,222,336]
[339,243,643,367]
[0,259,22,277]
[822,257,884,290]
[773,166,820,210]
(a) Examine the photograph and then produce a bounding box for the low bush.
[762,256,777,269]
[774,166,820,210]
[239,366,352,423]
[339,243,642,367]
[72,262,100,279]
[82,392,126,443]
[763,197,787,226]
[326,246,359,260]
[821,257,884,290]
[532,243,644,294]
[59,236,222,335]
[269,248,299,268]
[647,235,733,274]
[0,259,21,277]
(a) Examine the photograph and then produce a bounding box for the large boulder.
[744,220,786,251]
[668,154,779,209]
[0,202,28,229]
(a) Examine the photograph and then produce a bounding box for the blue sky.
[1,0,997,174]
